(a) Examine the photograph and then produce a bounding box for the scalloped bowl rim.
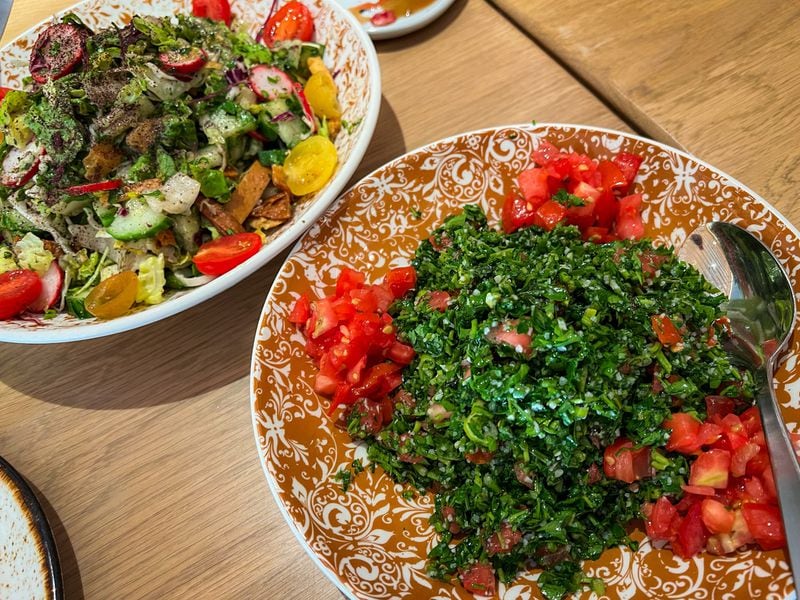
[0,0,382,344]
[249,122,799,600]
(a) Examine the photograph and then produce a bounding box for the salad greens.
[0,12,341,319]
[342,206,757,598]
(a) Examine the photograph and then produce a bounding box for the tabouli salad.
[0,1,344,321]
[288,143,792,598]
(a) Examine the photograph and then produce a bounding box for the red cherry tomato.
[262,1,315,47]
[192,232,262,276]
[0,270,43,320]
[191,0,232,26]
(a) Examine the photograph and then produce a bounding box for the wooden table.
[490,0,800,223]
[0,2,627,598]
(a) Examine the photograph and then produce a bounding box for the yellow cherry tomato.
[303,71,342,119]
[283,135,338,196]
[85,271,139,319]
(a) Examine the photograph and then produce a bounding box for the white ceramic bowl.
[0,0,380,344]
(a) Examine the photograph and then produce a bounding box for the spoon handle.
[757,364,800,583]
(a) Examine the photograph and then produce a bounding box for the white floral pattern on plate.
[0,0,379,343]
[252,124,798,599]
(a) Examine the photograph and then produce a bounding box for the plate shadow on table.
[24,478,83,600]
[373,0,466,52]
[349,95,406,181]
[0,253,290,410]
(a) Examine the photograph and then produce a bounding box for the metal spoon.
[679,221,799,582]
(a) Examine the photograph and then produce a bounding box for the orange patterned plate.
[251,124,798,599]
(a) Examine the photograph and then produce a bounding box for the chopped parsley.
[343,205,756,598]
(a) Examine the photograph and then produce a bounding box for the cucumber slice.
[275,117,309,148]
[107,198,170,241]
[202,106,256,142]
[92,200,117,227]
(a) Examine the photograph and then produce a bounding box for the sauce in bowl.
[350,0,437,26]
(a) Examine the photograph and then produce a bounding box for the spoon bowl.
[679,221,800,584]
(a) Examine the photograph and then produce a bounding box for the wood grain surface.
[0,1,626,599]
[490,0,800,225]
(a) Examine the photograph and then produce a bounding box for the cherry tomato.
[85,271,139,319]
[262,1,314,46]
[303,71,341,119]
[192,232,262,276]
[191,0,232,26]
[0,270,43,320]
[283,135,338,196]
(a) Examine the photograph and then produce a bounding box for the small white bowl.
[338,0,456,40]
[0,0,381,344]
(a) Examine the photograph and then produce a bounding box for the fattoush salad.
[0,1,344,321]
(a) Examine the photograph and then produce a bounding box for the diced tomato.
[739,406,763,437]
[742,476,769,503]
[689,449,731,489]
[760,466,777,499]
[336,267,365,297]
[571,180,601,202]
[746,448,771,477]
[289,293,311,324]
[351,362,402,398]
[531,141,562,168]
[651,314,682,346]
[612,152,643,190]
[681,484,716,496]
[742,504,786,551]
[384,266,417,298]
[428,290,451,311]
[603,438,652,483]
[730,441,760,478]
[387,341,415,365]
[459,563,496,596]
[665,412,701,454]
[639,250,668,278]
[705,395,736,419]
[314,372,338,395]
[719,413,748,451]
[565,200,595,231]
[465,450,494,464]
[592,190,618,228]
[501,192,539,234]
[517,167,549,202]
[310,297,338,339]
[643,496,678,540]
[597,160,628,193]
[701,499,735,534]
[615,193,644,239]
[673,502,709,559]
[486,321,532,355]
[696,421,723,448]
[583,226,612,243]
[352,396,394,434]
[485,522,522,556]
[533,200,567,231]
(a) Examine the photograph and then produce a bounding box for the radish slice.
[1,142,43,188]
[293,83,317,133]
[249,65,294,101]
[29,23,87,83]
[27,261,64,313]
[158,47,208,75]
